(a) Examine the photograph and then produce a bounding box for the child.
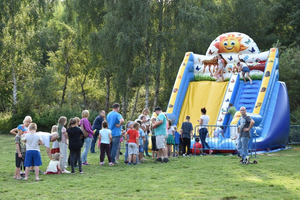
[237,61,252,84]
[173,126,180,157]
[124,121,134,164]
[57,116,70,173]
[67,118,84,174]
[14,125,27,180]
[125,122,140,165]
[50,125,60,155]
[135,119,145,163]
[99,121,113,166]
[23,123,43,181]
[166,119,175,157]
[191,137,203,155]
[213,126,224,138]
[44,153,63,174]
[150,118,157,159]
[10,116,32,135]
[215,54,226,82]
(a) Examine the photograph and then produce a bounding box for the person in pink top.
[80,110,94,165]
[57,116,70,173]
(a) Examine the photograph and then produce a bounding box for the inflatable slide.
[166,32,290,152]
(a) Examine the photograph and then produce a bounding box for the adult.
[197,107,213,154]
[67,118,84,174]
[152,107,169,163]
[90,110,105,153]
[80,110,94,165]
[107,103,124,164]
[37,132,59,160]
[237,107,255,164]
[180,116,193,157]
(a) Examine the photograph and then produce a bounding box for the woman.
[80,110,94,165]
[197,107,213,154]
[67,118,84,174]
[166,119,175,157]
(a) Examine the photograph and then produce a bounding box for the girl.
[50,125,60,155]
[99,121,113,166]
[10,116,32,135]
[215,54,226,82]
[57,116,70,173]
[166,119,175,157]
[124,121,134,164]
[44,153,62,174]
[237,61,252,84]
[150,117,157,159]
[80,110,94,165]
[67,118,84,174]
[197,107,213,154]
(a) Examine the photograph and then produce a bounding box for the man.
[107,103,124,164]
[90,110,105,153]
[152,107,169,163]
[237,107,255,164]
[180,116,193,157]
[37,132,59,160]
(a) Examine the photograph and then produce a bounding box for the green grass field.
[1,134,300,199]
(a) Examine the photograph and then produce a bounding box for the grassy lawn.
[1,134,300,200]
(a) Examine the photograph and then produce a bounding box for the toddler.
[173,126,180,157]
[14,125,27,180]
[44,153,62,174]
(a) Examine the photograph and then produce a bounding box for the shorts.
[15,153,25,168]
[139,145,143,153]
[242,67,250,73]
[24,150,42,167]
[156,135,166,149]
[128,143,138,155]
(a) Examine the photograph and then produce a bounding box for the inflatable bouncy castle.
[166,32,290,152]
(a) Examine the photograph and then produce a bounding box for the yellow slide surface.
[176,81,228,137]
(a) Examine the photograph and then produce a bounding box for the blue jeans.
[81,137,92,163]
[90,130,99,153]
[237,137,250,160]
[199,128,210,150]
[143,135,149,156]
[173,144,179,155]
[111,136,120,163]
[125,144,128,162]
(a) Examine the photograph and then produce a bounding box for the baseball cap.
[17,124,27,132]
[154,107,162,111]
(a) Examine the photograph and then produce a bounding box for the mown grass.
[1,134,300,199]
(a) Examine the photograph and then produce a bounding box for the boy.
[173,126,180,157]
[125,122,140,165]
[23,123,43,181]
[180,116,193,157]
[191,137,203,155]
[135,119,146,163]
[14,125,27,180]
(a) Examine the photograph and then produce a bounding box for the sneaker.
[163,158,169,163]
[82,162,90,165]
[156,157,162,162]
[39,170,44,174]
[71,171,76,174]
[127,162,132,165]
[79,171,83,174]
[133,163,137,165]
[186,155,189,157]
[183,154,186,157]
[124,161,128,164]
[100,162,105,166]
[113,161,119,164]
[245,156,250,165]
[109,162,114,166]
[209,150,213,155]
[62,170,71,174]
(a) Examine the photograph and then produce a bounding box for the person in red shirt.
[191,137,203,155]
[125,122,140,165]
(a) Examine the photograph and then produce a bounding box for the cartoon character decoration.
[213,34,248,53]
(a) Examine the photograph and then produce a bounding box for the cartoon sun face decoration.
[214,34,248,53]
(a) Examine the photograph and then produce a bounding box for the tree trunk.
[60,62,70,107]
[131,87,140,119]
[12,64,17,114]
[105,74,110,114]
[80,72,88,109]
[153,0,163,109]
[145,39,150,110]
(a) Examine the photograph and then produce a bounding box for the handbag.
[80,123,89,139]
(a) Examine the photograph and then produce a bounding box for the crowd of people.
[11,102,255,181]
